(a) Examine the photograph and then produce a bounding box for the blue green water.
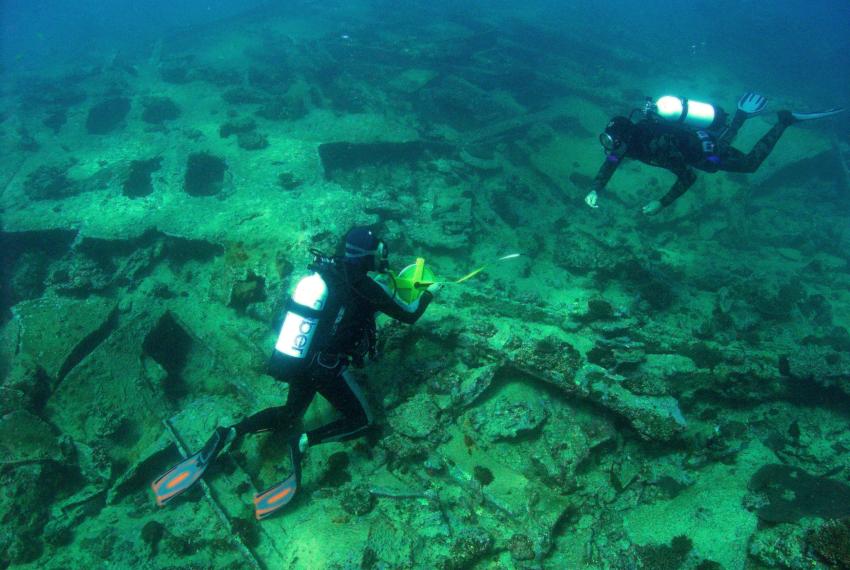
[1,1,849,568]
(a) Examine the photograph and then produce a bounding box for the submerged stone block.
[183,152,226,196]
[141,96,180,124]
[318,140,451,179]
[13,296,118,383]
[46,313,163,467]
[85,97,131,134]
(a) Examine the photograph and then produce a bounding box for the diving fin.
[254,473,298,520]
[151,426,235,507]
[790,107,844,122]
[253,434,305,520]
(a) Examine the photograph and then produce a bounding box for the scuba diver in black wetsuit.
[152,227,438,519]
[584,93,844,215]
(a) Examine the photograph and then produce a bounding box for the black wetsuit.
[592,113,791,208]
[233,262,433,446]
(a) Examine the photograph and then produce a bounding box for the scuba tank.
[273,250,343,373]
[274,272,329,359]
[647,95,726,130]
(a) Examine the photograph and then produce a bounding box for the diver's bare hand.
[642,200,662,216]
[427,283,444,295]
[585,191,599,209]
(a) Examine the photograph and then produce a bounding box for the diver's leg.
[719,114,790,174]
[719,92,770,147]
[253,366,372,519]
[715,146,748,172]
[718,110,748,147]
[232,375,316,436]
[307,367,373,445]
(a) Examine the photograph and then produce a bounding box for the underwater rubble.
[1,4,850,570]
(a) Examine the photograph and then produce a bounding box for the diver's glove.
[584,190,599,209]
[642,200,662,216]
[737,92,768,116]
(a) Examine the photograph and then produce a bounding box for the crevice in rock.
[229,271,267,312]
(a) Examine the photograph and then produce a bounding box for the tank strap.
[678,97,689,124]
[287,302,324,320]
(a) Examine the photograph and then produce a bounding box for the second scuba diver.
[152,227,437,520]
[585,93,844,215]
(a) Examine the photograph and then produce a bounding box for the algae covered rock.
[237,131,269,150]
[23,162,78,200]
[0,410,60,463]
[451,363,498,407]
[440,527,493,570]
[748,525,811,569]
[469,393,547,441]
[636,535,693,570]
[576,364,687,441]
[389,393,441,440]
[0,461,81,565]
[1,354,50,414]
[339,483,375,515]
[808,519,850,569]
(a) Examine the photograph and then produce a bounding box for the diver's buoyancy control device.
[645,95,726,130]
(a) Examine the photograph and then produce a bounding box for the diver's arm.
[585,152,623,208]
[658,165,697,208]
[592,154,622,193]
[362,276,433,324]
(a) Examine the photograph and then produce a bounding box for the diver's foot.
[254,472,298,520]
[289,433,308,477]
[252,434,307,521]
[197,426,236,461]
[151,427,235,506]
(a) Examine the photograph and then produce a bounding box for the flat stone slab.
[46,312,163,467]
[14,296,117,382]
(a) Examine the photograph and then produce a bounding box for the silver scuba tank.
[652,95,723,129]
[274,273,328,359]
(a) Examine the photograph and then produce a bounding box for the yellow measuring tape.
[392,253,521,302]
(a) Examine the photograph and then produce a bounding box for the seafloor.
[2,4,850,570]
